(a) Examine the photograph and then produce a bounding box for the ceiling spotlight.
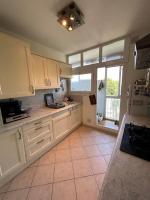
[70,15,75,21]
[68,26,73,31]
[62,19,67,27]
[57,1,84,31]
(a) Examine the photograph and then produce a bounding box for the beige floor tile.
[55,139,70,150]
[52,180,76,200]
[97,143,114,155]
[8,167,36,191]
[73,159,93,178]
[54,162,74,182]
[82,137,95,146]
[95,173,105,190]
[94,135,116,145]
[75,176,99,200]
[89,156,107,174]
[28,184,52,200]
[38,151,55,165]
[0,193,4,200]
[3,189,29,200]
[32,165,54,186]
[85,145,101,157]
[71,147,87,160]
[69,138,82,148]
[55,149,71,163]
[0,183,10,194]
[104,155,111,164]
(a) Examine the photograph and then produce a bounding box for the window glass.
[68,54,81,68]
[71,74,92,92]
[102,40,124,62]
[106,66,120,96]
[105,98,120,120]
[83,48,99,66]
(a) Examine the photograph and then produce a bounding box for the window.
[83,48,99,66]
[68,54,81,68]
[102,40,125,62]
[71,73,92,92]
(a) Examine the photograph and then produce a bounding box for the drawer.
[23,117,51,132]
[23,123,51,145]
[26,135,51,161]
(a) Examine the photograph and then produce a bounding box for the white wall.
[0,28,66,62]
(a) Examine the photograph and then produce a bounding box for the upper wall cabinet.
[32,54,47,89]
[0,32,34,99]
[32,54,60,89]
[44,59,60,88]
[59,62,72,78]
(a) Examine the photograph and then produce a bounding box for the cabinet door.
[0,128,26,180]
[32,54,48,89]
[0,32,34,99]
[52,111,70,140]
[70,106,82,130]
[59,62,72,78]
[45,59,60,88]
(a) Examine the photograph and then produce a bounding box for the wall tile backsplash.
[18,79,68,110]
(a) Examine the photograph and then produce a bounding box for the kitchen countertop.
[99,114,150,200]
[0,102,81,133]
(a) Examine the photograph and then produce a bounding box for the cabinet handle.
[30,85,34,94]
[0,85,2,95]
[45,78,49,86]
[18,130,22,140]
[37,139,44,144]
[35,126,42,131]
[34,121,42,125]
[0,166,2,177]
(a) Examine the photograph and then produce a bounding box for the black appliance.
[0,99,30,124]
[44,93,65,109]
[120,123,150,161]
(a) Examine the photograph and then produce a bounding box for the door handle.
[0,165,2,177]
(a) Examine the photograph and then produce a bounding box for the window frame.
[69,72,93,95]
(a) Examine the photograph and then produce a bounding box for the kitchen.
[0,1,150,200]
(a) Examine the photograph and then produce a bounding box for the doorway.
[96,66,123,131]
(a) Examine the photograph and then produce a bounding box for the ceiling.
[0,0,150,54]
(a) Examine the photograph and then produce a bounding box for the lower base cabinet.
[0,128,26,183]
[52,105,82,140]
[70,105,82,129]
[52,111,71,140]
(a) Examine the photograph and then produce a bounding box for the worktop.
[0,102,81,133]
[100,114,150,200]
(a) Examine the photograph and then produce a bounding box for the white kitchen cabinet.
[52,110,71,140]
[0,32,34,99]
[32,54,48,89]
[58,62,72,78]
[0,128,26,183]
[70,105,82,130]
[45,58,60,88]
[22,117,53,161]
[31,54,60,89]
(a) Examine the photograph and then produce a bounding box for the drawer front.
[22,117,51,132]
[26,135,51,161]
[24,123,51,145]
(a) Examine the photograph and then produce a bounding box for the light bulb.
[70,15,75,21]
[68,26,73,31]
[62,19,67,27]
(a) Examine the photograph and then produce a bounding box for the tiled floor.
[0,125,117,200]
